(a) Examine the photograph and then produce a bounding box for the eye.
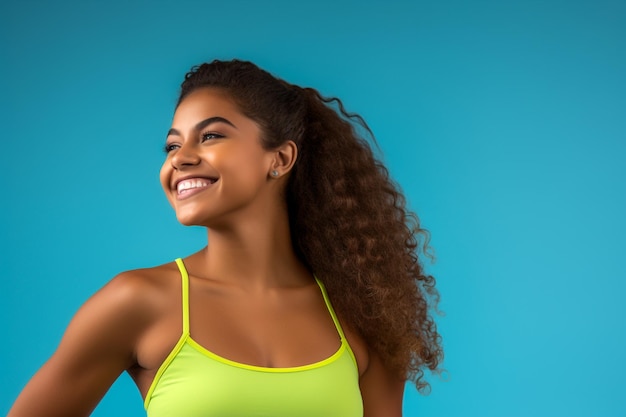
[201,131,224,141]
[163,143,179,154]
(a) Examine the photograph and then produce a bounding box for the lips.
[174,176,218,198]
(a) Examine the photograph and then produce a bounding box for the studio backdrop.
[1,1,625,416]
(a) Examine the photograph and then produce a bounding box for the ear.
[269,140,298,178]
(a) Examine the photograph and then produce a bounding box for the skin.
[8,88,405,417]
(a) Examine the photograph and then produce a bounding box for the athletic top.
[144,258,363,417]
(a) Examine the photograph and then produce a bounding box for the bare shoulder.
[99,262,179,314]
[108,261,179,294]
[7,261,181,417]
[69,265,169,335]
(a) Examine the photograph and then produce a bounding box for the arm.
[8,272,153,417]
[360,350,406,417]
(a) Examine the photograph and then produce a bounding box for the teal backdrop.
[1,0,625,416]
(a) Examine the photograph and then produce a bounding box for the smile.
[176,178,217,198]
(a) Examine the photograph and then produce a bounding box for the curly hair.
[177,59,443,392]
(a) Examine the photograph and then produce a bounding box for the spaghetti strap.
[314,277,347,341]
[143,258,192,409]
[315,277,358,368]
[175,258,190,335]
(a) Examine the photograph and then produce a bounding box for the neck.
[196,207,310,290]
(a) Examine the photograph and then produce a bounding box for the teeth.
[177,178,213,193]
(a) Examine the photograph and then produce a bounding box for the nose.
[170,141,201,170]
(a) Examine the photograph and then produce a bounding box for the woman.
[9,60,442,416]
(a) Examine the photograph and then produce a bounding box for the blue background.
[1,1,625,416]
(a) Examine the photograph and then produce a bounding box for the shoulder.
[103,263,178,303]
[40,260,184,374]
[59,261,182,353]
[6,261,184,416]
[88,262,181,327]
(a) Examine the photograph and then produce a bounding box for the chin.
[176,217,197,227]
[175,210,205,227]
[174,205,240,229]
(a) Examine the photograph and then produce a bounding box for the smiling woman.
[160,88,286,228]
[7,60,443,417]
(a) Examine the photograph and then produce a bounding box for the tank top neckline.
[174,257,357,372]
[143,258,360,411]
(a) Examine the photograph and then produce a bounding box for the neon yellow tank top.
[144,258,364,417]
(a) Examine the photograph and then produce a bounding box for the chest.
[146,342,363,417]
[187,287,343,368]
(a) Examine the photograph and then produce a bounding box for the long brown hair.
[178,59,443,392]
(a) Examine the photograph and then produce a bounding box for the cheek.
[213,145,270,181]
[224,157,269,188]
[159,162,174,201]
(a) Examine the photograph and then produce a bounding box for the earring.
[271,170,279,177]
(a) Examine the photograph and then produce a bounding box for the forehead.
[172,87,242,124]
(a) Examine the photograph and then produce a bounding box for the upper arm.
[8,271,155,417]
[359,350,406,417]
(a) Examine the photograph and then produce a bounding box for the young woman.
[8,60,442,417]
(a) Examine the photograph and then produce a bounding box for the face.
[160,87,276,227]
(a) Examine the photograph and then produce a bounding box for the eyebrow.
[167,116,237,137]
